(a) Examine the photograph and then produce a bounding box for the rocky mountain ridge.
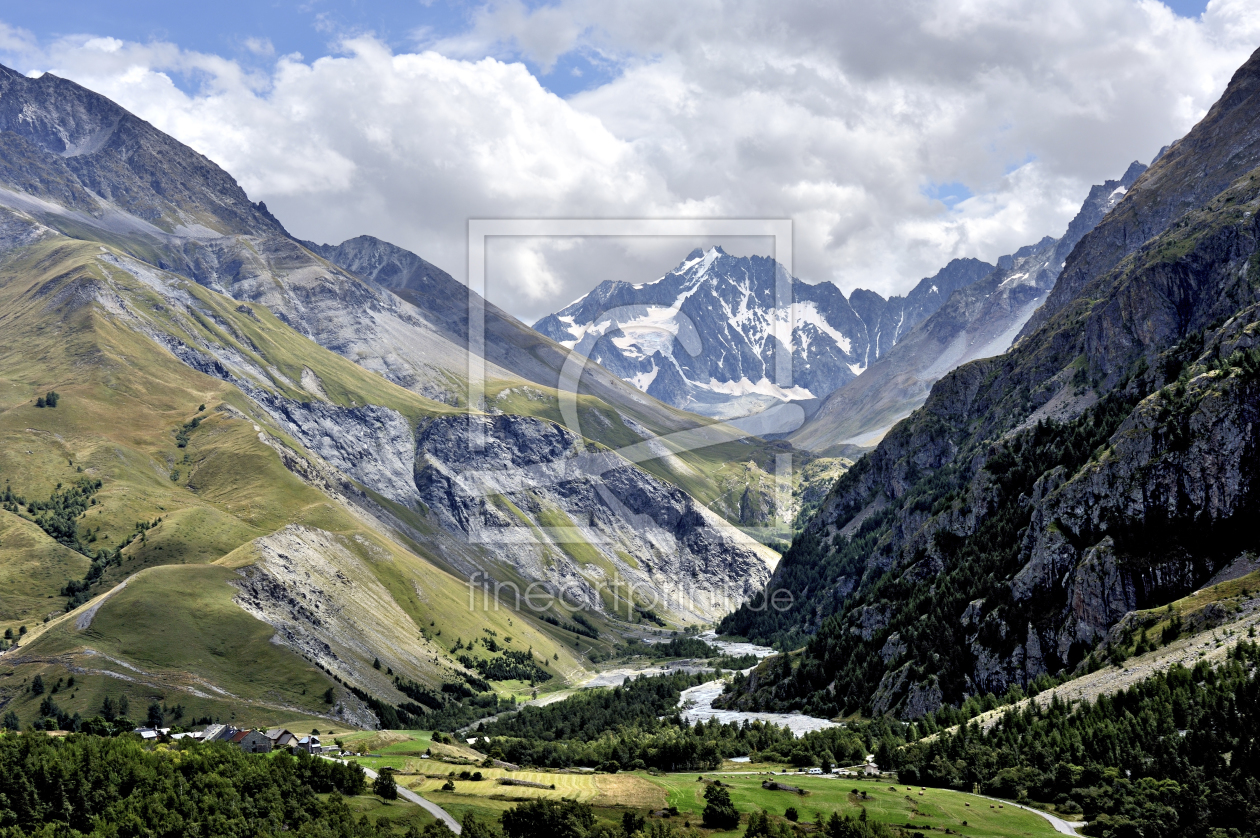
[0,61,791,729]
[790,160,1148,451]
[718,45,1260,720]
[535,247,993,420]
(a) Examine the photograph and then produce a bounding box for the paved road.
[333,760,461,833]
[977,795,1084,836]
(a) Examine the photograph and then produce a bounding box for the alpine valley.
[0,61,807,732]
[718,44,1260,725]
[0,29,1259,838]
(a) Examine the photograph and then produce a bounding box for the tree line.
[0,733,368,837]
[472,671,885,772]
[892,640,1260,838]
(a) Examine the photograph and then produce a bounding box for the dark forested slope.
[895,641,1260,838]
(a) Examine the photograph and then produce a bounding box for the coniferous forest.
[0,734,373,837]
[893,641,1260,838]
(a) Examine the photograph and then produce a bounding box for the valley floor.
[337,729,1066,838]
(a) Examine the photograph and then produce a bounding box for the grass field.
[329,731,1061,838]
[1,563,343,729]
[642,773,1063,838]
[0,511,90,628]
[332,792,438,832]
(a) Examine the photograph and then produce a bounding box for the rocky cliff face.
[719,45,1260,719]
[414,413,774,622]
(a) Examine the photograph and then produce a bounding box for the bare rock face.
[231,526,456,730]
[251,393,419,507]
[903,677,944,720]
[998,353,1260,678]
[414,413,774,622]
[879,631,907,664]
[849,604,891,640]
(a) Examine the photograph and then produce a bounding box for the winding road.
[977,795,1084,836]
[330,760,462,833]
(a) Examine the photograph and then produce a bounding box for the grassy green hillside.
[0,236,604,729]
[646,774,1061,838]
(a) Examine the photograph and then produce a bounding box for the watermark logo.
[465,570,795,618]
[450,218,805,620]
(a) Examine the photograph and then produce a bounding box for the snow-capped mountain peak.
[533,247,994,420]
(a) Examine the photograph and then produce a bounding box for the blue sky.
[0,0,619,97]
[3,1,1212,100]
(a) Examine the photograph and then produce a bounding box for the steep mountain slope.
[0,224,642,720]
[0,64,796,512]
[535,248,992,420]
[0,66,785,729]
[792,161,1147,451]
[718,45,1260,720]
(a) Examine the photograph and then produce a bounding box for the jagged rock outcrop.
[252,395,419,506]
[414,413,774,622]
[231,525,459,729]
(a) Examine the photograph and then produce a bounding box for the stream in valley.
[675,633,840,735]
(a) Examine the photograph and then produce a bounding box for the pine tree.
[147,702,164,728]
[373,768,398,800]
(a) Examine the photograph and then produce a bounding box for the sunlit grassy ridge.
[0,237,596,726]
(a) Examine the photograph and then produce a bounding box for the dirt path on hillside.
[969,596,1260,732]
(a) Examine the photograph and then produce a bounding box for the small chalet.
[266,728,298,749]
[296,734,321,754]
[233,730,272,753]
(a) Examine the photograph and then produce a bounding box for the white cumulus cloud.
[0,0,1257,323]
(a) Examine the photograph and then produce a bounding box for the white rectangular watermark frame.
[463,218,797,551]
[467,218,794,424]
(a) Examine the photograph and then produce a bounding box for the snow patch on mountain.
[535,247,995,419]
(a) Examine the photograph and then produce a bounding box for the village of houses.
[138,724,334,755]
[133,722,884,779]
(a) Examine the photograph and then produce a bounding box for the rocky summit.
[535,246,993,420]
